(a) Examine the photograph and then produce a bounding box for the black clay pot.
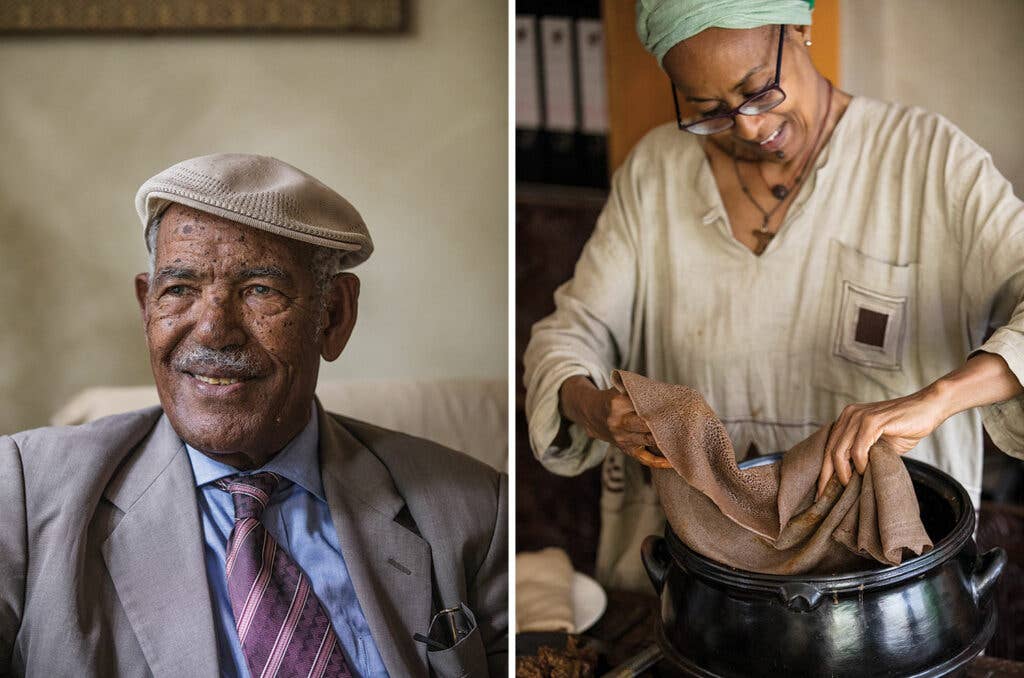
[641,455,1006,678]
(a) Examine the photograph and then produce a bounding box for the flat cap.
[135,153,373,269]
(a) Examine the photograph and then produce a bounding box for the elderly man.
[0,154,508,678]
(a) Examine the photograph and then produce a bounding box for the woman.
[523,0,1024,591]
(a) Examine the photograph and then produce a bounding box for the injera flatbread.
[613,370,932,574]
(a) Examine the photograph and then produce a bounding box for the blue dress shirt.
[185,407,390,678]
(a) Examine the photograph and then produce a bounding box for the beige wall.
[841,0,1023,191]
[0,1,508,434]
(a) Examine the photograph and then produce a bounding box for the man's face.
[136,204,345,468]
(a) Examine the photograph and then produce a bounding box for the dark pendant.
[752,230,775,255]
[771,184,789,200]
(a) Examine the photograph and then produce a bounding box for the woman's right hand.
[558,375,671,468]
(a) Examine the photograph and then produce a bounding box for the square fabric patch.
[833,281,907,370]
[854,307,889,347]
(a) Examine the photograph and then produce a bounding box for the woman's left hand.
[816,353,1024,499]
[816,386,951,499]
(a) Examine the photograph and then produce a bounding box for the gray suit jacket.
[0,404,507,678]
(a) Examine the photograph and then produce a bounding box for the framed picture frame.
[0,0,408,34]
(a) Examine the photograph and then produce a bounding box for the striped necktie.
[216,472,353,678]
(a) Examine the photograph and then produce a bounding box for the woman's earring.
[804,39,812,46]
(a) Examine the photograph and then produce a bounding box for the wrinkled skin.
[135,203,359,469]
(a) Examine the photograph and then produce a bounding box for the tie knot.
[216,472,281,520]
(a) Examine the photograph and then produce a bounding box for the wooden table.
[587,590,1024,677]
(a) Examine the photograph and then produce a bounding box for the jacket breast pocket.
[424,604,487,678]
[813,239,917,402]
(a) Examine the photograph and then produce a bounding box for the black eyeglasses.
[672,25,787,135]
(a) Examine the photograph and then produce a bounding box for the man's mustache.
[172,345,262,378]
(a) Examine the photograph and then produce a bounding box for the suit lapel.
[100,415,220,678]
[318,405,433,678]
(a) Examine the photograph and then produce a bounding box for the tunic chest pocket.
[813,239,918,402]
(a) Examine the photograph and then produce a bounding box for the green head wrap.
[636,0,814,66]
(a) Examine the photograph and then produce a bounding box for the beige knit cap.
[135,153,373,269]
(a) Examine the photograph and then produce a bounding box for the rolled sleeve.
[973,332,1024,457]
[955,132,1024,455]
[522,159,644,476]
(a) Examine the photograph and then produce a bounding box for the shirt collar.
[184,402,324,502]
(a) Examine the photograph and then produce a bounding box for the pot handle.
[641,535,671,594]
[777,583,824,612]
[971,547,1007,603]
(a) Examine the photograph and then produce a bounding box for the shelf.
[516,182,609,209]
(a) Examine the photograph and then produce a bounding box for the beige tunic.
[523,96,1024,591]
